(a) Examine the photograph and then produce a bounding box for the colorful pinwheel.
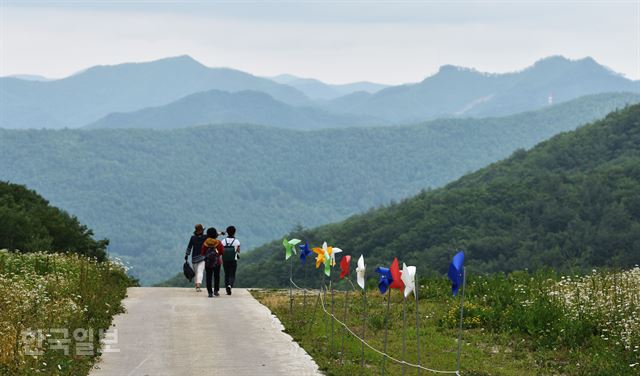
[356,255,366,289]
[331,247,343,267]
[283,238,301,260]
[375,266,393,294]
[339,255,351,279]
[448,250,465,296]
[323,247,331,277]
[299,241,313,264]
[401,263,417,298]
[389,257,405,290]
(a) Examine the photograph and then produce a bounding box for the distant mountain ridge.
[269,74,388,100]
[85,89,382,130]
[325,56,640,122]
[0,55,310,129]
[3,55,638,131]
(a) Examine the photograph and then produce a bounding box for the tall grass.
[0,251,135,376]
[253,267,640,375]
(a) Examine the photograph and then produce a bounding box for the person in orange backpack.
[201,227,224,298]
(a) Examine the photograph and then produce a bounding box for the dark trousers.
[223,260,237,288]
[205,264,221,294]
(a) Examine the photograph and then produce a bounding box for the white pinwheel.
[401,263,417,298]
[330,247,343,266]
[356,255,366,289]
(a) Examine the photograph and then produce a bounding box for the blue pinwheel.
[375,266,393,294]
[447,250,465,296]
[299,241,313,264]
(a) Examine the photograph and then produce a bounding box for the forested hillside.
[1,93,637,284]
[238,104,640,287]
[0,182,107,260]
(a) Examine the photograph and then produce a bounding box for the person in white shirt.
[221,226,240,295]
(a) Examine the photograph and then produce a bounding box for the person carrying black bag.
[221,226,241,295]
[201,227,224,298]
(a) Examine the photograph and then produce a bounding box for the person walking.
[184,224,207,292]
[221,226,240,295]
[201,227,224,298]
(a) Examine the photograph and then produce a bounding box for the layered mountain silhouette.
[0,55,310,129]
[269,74,388,100]
[85,89,381,130]
[325,56,639,122]
[2,55,638,130]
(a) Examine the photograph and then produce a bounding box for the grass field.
[0,251,136,376]
[252,268,639,375]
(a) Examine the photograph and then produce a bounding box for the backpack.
[222,238,237,262]
[204,246,219,270]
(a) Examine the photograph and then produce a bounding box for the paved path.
[90,288,321,376]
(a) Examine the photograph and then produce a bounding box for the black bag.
[204,247,219,270]
[222,238,236,262]
[183,261,195,281]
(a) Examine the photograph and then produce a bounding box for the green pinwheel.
[283,238,301,260]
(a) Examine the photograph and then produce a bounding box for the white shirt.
[221,237,240,260]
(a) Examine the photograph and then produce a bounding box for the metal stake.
[415,271,421,376]
[330,279,335,355]
[401,296,407,376]
[382,288,391,376]
[361,287,367,369]
[340,287,350,363]
[456,270,467,373]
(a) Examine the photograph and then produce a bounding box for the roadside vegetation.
[0,251,136,376]
[253,267,639,375]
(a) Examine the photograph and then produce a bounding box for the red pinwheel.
[339,255,351,279]
[389,257,405,290]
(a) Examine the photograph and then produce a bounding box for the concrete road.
[90,288,321,376]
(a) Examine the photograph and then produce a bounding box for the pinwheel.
[315,250,326,269]
[375,266,393,294]
[330,247,343,267]
[299,241,313,264]
[401,263,417,298]
[356,255,366,289]
[389,257,405,290]
[448,250,465,296]
[283,238,301,260]
[339,255,351,279]
[323,247,331,277]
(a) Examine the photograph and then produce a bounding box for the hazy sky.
[1,1,639,84]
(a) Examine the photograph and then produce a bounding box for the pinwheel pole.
[401,294,408,376]
[289,253,294,314]
[361,286,367,369]
[341,277,355,364]
[415,270,421,376]
[456,270,467,373]
[302,262,308,315]
[381,288,391,376]
[330,277,335,355]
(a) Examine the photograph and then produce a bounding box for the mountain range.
[2,55,638,131]
[0,92,636,284]
[85,89,381,130]
[0,55,309,129]
[324,56,640,123]
[269,74,388,100]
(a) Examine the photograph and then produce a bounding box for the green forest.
[1,93,638,284]
[235,103,640,287]
[0,182,108,260]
